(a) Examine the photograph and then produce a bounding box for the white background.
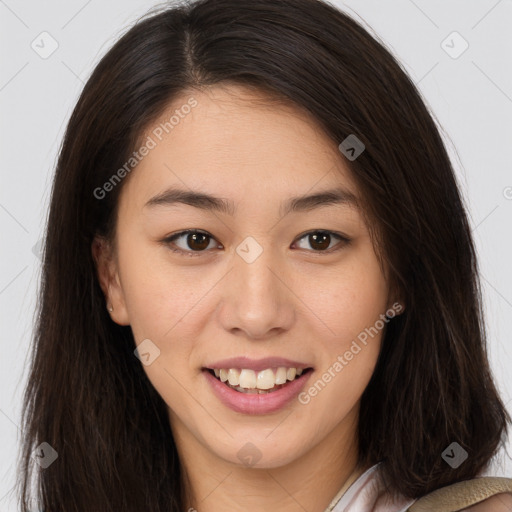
[1,0,511,509]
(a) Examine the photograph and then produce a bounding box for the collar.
[323,463,380,512]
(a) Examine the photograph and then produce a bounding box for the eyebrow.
[144,186,359,217]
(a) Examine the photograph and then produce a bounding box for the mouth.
[203,366,314,394]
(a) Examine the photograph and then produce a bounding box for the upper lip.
[204,356,313,372]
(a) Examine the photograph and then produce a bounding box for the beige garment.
[325,463,512,512]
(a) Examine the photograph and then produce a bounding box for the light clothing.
[328,462,512,511]
[329,463,416,512]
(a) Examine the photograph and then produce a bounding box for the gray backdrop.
[1,0,511,509]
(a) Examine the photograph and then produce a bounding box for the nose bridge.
[235,234,283,306]
[238,238,277,293]
[218,235,295,338]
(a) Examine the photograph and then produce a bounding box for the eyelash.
[162,229,351,257]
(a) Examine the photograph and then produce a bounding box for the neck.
[173,407,363,512]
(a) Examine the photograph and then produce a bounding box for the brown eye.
[309,232,331,251]
[294,231,349,252]
[164,229,349,257]
[185,232,211,251]
[165,230,219,255]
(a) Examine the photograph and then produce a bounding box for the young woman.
[18,0,512,510]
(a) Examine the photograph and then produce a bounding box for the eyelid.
[163,229,220,257]
[162,229,350,256]
[292,230,349,253]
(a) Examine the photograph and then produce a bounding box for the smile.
[202,366,314,414]
[207,367,309,393]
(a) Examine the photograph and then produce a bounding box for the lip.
[203,367,313,415]
[204,356,312,372]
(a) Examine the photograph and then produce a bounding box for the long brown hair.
[18,0,510,509]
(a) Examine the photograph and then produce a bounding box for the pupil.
[310,232,330,250]
[188,233,210,251]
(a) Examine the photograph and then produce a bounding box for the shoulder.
[462,492,512,511]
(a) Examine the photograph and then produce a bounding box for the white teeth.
[275,367,287,385]
[227,368,240,386]
[286,368,296,381]
[210,366,308,390]
[256,369,275,390]
[239,369,257,389]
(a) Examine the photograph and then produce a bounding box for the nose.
[216,241,296,340]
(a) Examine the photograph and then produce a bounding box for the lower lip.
[203,369,313,415]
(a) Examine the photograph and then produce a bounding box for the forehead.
[120,84,360,211]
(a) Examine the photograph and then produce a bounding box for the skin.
[93,84,405,511]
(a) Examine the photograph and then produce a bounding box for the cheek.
[298,299,385,429]
[299,250,389,343]
[116,237,207,341]
[115,241,219,408]
[295,247,388,408]
[118,249,199,411]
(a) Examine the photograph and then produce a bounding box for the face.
[94,84,399,472]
